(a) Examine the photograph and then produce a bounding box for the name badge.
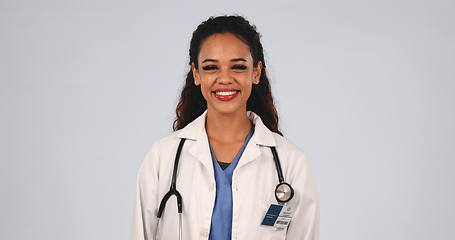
[260,204,294,230]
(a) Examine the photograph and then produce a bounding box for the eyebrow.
[202,58,247,63]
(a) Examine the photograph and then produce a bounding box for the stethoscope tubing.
[157,138,186,218]
[157,137,294,219]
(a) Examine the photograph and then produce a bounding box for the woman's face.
[192,32,262,115]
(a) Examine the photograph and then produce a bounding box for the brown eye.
[233,65,247,70]
[202,65,217,71]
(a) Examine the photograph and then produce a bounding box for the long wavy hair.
[173,14,283,136]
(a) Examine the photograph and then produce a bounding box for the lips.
[211,88,241,102]
[211,88,241,93]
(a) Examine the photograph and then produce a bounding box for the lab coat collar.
[176,109,277,171]
[176,109,276,147]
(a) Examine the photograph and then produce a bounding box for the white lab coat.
[130,109,320,240]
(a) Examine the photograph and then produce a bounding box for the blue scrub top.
[208,124,255,240]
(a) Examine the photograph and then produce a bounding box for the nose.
[216,66,233,84]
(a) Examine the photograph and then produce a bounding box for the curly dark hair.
[173,14,283,136]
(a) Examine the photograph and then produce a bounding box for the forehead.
[198,33,252,62]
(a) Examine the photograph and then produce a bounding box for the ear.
[192,62,200,86]
[253,61,262,85]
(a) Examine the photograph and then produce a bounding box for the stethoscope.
[156,137,294,240]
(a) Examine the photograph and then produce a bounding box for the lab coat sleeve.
[130,142,160,240]
[286,151,320,240]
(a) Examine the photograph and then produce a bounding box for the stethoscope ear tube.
[157,189,184,218]
[157,191,172,218]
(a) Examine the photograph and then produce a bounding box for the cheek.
[241,85,253,99]
[200,85,211,99]
[200,81,215,101]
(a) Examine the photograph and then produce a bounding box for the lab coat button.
[209,182,214,192]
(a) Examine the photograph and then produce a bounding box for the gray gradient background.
[1,0,454,239]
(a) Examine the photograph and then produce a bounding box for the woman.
[131,15,320,240]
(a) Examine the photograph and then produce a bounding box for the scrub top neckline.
[209,124,255,172]
[217,160,230,170]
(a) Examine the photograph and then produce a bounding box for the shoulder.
[147,130,181,151]
[271,132,308,163]
[146,129,185,155]
[139,130,182,172]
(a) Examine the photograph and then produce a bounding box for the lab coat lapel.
[236,110,277,169]
[176,109,214,174]
[175,109,277,172]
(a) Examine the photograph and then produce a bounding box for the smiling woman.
[192,32,263,112]
[130,14,320,240]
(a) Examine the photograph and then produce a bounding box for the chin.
[208,103,245,115]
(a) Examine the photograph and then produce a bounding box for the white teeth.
[215,91,237,96]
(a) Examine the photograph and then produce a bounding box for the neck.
[205,108,253,144]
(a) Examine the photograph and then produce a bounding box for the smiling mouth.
[211,89,241,101]
[211,90,241,95]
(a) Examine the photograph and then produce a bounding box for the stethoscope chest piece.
[275,182,294,203]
